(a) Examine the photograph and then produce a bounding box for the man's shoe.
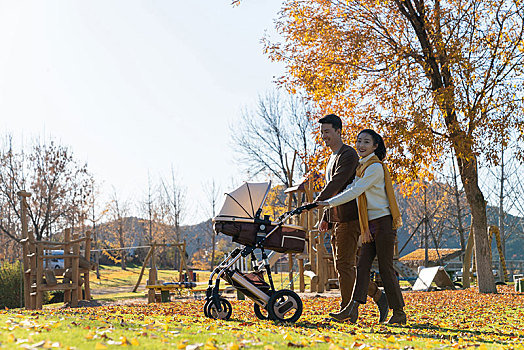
[375,291,389,323]
[387,309,407,325]
[329,300,359,323]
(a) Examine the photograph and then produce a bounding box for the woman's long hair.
[358,129,386,160]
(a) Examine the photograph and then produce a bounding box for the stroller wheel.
[205,298,232,320]
[203,300,212,318]
[253,303,269,320]
[267,289,302,323]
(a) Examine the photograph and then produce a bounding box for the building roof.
[399,248,462,262]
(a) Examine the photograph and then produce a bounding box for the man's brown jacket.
[315,144,359,223]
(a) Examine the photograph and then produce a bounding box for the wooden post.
[133,245,154,292]
[179,241,186,282]
[64,228,72,304]
[71,233,80,307]
[18,191,32,309]
[304,270,318,288]
[84,231,91,300]
[28,234,37,310]
[148,245,157,303]
[316,229,325,293]
[178,242,190,282]
[463,228,474,288]
[35,242,44,309]
[489,225,508,282]
[306,182,316,293]
[298,257,305,292]
[288,253,294,290]
[286,191,294,290]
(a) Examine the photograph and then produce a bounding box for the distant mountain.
[179,219,214,258]
[395,205,523,260]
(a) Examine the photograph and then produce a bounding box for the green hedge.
[0,261,24,309]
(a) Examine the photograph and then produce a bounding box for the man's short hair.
[318,114,342,131]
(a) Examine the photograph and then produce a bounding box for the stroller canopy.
[217,182,271,219]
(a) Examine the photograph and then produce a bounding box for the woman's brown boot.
[329,300,359,323]
[387,308,406,325]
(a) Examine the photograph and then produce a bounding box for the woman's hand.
[361,229,373,244]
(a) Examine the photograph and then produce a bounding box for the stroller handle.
[300,203,319,211]
[278,203,318,221]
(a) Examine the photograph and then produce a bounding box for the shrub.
[48,290,64,304]
[0,261,24,309]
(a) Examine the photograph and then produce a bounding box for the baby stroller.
[205,182,316,323]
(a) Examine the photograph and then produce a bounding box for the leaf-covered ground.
[1,285,523,349]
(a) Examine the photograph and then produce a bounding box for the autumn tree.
[265,0,524,293]
[160,168,186,268]
[104,189,133,270]
[481,138,524,256]
[140,175,170,243]
[87,179,106,279]
[137,174,161,266]
[232,90,317,187]
[0,137,93,249]
[262,184,288,221]
[202,179,221,270]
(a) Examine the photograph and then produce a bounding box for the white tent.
[412,266,455,291]
[216,182,271,219]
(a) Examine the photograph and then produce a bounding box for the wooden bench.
[146,284,237,303]
[146,282,198,302]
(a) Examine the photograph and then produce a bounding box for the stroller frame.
[204,203,316,323]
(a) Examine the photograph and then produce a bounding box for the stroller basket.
[214,218,306,253]
[223,270,271,298]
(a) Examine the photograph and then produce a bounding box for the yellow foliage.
[266,0,524,195]
[262,185,288,220]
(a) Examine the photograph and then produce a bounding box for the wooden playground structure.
[18,191,94,310]
[18,187,193,307]
[132,241,193,303]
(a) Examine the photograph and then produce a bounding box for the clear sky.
[0,0,285,224]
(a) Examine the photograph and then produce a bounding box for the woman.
[316,129,406,324]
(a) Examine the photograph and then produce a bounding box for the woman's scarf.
[356,155,402,236]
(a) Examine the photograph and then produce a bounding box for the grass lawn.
[1,285,523,349]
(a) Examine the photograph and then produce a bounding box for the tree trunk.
[456,152,497,293]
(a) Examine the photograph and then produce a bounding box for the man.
[315,114,389,322]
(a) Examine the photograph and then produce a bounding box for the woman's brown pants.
[352,215,405,310]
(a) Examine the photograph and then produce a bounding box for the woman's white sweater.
[326,153,392,221]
